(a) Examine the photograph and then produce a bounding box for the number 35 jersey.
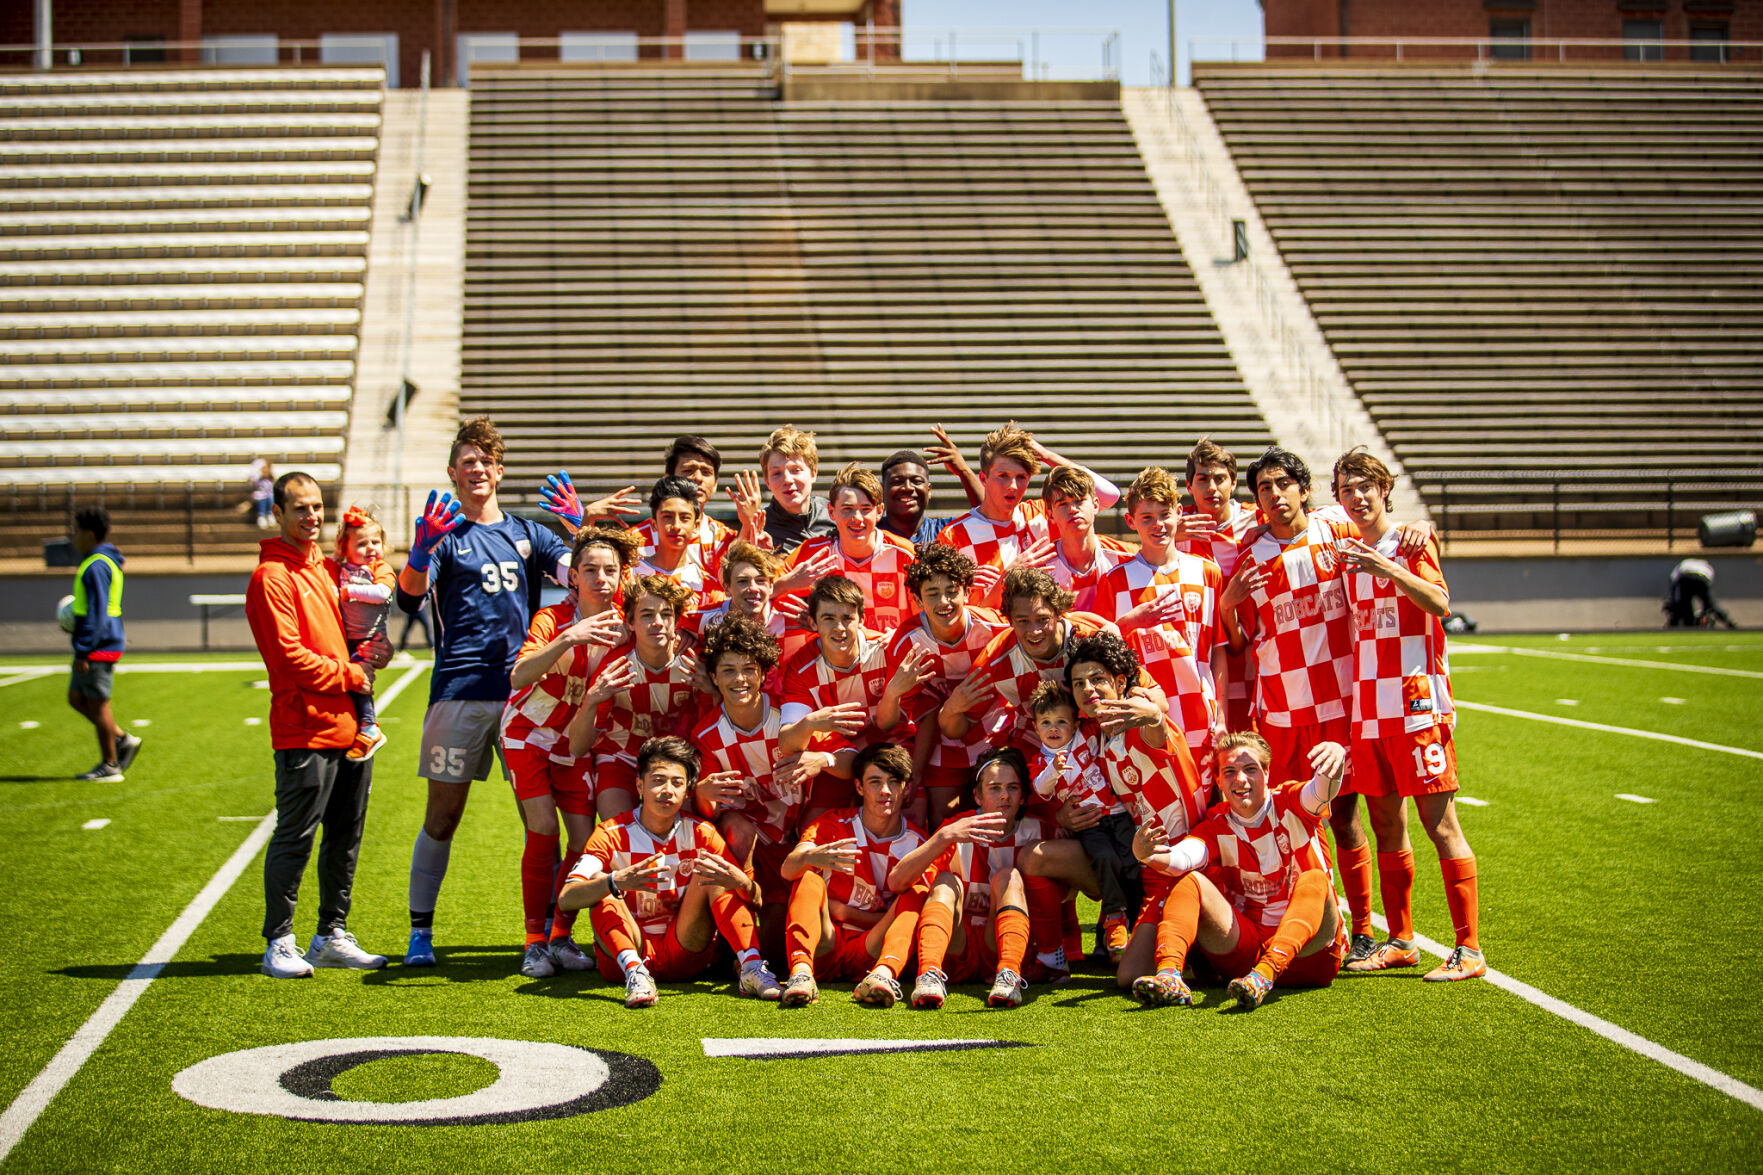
[423,515,571,704]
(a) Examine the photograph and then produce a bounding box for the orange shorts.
[751,836,793,906]
[593,916,717,983]
[941,918,997,984]
[1138,869,1177,925]
[1351,724,1458,799]
[818,923,881,981]
[1262,717,1352,791]
[1201,913,1346,989]
[504,745,593,815]
[593,755,639,799]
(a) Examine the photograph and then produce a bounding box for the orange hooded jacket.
[246,536,369,751]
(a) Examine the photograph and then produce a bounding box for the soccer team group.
[248,415,1486,1013]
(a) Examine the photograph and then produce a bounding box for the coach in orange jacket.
[245,471,393,979]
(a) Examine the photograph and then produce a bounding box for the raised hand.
[942,672,991,719]
[1117,588,1187,634]
[811,837,859,874]
[563,611,625,649]
[1007,537,1057,573]
[539,470,584,532]
[1339,537,1399,580]
[1220,559,1269,612]
[811,702,869,738]
[696,769,748,811]
[922,423,964,471]
[885,646,936,696]
[1094,693,1161,736]
[407,490,463,572]
[970,564,1003,600]
[586,657,637,706]
[775,546,841,596]
[943,810,1009,845]
[615,853,671,893]
[1307,740,1347,784]
[729,470,767,532]
[582,485,643,521]
[772,593,808,626]
[1173,511,1220,542]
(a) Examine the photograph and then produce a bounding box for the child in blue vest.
[68,506,142,782]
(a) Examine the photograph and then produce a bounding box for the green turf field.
[1,635,1760,1174]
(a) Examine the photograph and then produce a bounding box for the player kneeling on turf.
[779,743,929,1009]
[1131,732,1349,1011]
[558,736,782,1008]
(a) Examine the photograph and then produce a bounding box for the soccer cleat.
[1345,940,1422,973]
[346,726,387,762]
[852,969,904,1009]
[1342,933,1379,970]
[519,942,556,978]
[1132,970,1193,1008]
[547,935,593,972]
[75,762,123,782]
[623,965,659,1008]
[116,733,144,772]
[261,935,314,979]
[1101,912,1131,963]
[1227,970,1274,1011]
[1424,945,1488,983]
[986,968,1028,1009]
[738,959,784,1001]
[403,928,436,967]
[911,967,949,1010]
[780,967,819,1008]
[305,930,387,970]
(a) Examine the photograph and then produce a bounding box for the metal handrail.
[1191,34,1763,66]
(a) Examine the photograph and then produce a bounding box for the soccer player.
[1065,633,1208,972]
[1096,467,1227,769]
[1333,448,1484,982]
[65,505,142,782]
[395,417,574,968]
[1042,465,1136,614]
[778,575,896,817]
[876,544,1009,827]
[786,463,918,631]
[895,745,1048,1009]
[558,736,783,1007]
[635,475,721,601]
[501,524,634,977]
[569,574,704,820]
[626,435,741,574]
[1177,440,1262,731]
[681,539,811,680]
[1132,733,1349,1011]
[778,743,930,1008]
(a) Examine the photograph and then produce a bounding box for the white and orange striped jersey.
[1344,528,1454,741]
[1090,720,1207,842]
[1048,535,1137,614]
[1029,737,1122,815]
[568,812,739,937]
[691,699,797,845]
[1179,780,1335,930]
[500,602,612,763]
[883,606,1009,773]
[1234,511,1358,728]
[582,643,703,765]
[924,814,1051,927]
[785,531,918,633]
[935,499,1051,570]
[1093,551,1225,750]
[963,612,1112,741]
[631,515,735,583]
[1177,499,1262,580]
[795,808,930,928]
[779,629,895,749]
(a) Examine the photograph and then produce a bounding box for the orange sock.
[550,857,580,939]
[1336,840,1375,937]
[1022,875,1067,959]
[875,888,925,976]
[1061,896,1083,958]
[1253,869,1329,984]
[994,905,1030,975]
[1155,874,1202,974]
[785,870,827,972]
[1440,855,1480,951]
[710,889,759,955]
[587,900,637,959]
[1377,848,1416,941]
[917,896,956,974]
[521,830,559,941]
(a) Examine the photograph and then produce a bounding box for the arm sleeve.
[1300,775,1334,816]
[70,560,108,656]
[1155,837,1210,876]
[246,571,366,696]
[1079,465,1121,509]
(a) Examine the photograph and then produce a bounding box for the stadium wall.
[1264,0,1763,54]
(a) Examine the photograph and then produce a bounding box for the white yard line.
[0,661,264,675]
[0,670,55,688]
[1454,646,1763,680]
[1616,794,1657,804]
[1457,700,1763,761]
[1370,914,1763,1113]
[0,663,427,1162]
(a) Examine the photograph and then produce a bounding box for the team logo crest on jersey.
[516,538,532,558]
[1275,831,1291,855]
[1183,591,1201,615]
[877,580,896,600]
[868,677,884,699]
[1121,765,1142,787]
[1314,544,1337,574]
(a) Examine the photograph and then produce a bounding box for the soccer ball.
[56,595,76,634]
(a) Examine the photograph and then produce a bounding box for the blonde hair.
[829,461,883,509]
[979,422,1040,476]
[621,573,694,624]
[1215,730,1272,768]
[1123,467,1183,515]
[760,425,819,475]
[335,504,385,563]
[720,538,782,584]
[1041,464,1095,505]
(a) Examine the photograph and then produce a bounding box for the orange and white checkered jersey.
[499,602,614,764]
[568,811,741,939]
[926,813,1051,927]
[1093,551,1225,749]
[583,642,703,765]
[1234,510,1358,728]
[964,612,1114,742]
[1179,779,1335,931]
[1344,526,1455,742]
[796,809,931,929]
[779,629,895,749]
[691,698,799,845]
[1029,735,1122,815]
[1177,499,1263,580]
[1047,535,1136,615]
[785,531,918,633]
[1088,719,1207,842]
[935,498,1051,570]
[631,515,734,586]
[883,606,1009,771]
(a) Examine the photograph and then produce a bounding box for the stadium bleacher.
[460,66,1274,512]
[1194,63,1763,541]
[0,66,382,560]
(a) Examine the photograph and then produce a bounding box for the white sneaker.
[520,942,557,978]
[117,733,144,772]
[547,935,593,972]
[623,965,659,1008]
[738,959,784,1000]
[262,935,314,978]
[305,930,387,970]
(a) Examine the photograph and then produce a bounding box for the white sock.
[616,949,642,976]
[737,948,761,968]
[1037,949,1066,969]
[409,829,452,919]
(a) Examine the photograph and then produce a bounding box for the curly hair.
[573,521,641,571]
[905,542,977,595]
[700,614,782,675]
[1001,567,1074,617]
[621,573,693,625]
[1122,466,1183,516]
[1064,631,1140,691]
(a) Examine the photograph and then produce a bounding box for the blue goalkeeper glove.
[407,490,463,573]
[540,470,584,531]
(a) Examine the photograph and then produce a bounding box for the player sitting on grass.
[778,743,929,1009]
[559,736,782,1007]
[1131,732,1349,1011]
[895,746,1048,1010]
[785,463,918,632]
[779,574,895,820]
[636,476,721,603]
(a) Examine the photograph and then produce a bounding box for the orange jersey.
[583,642,703,764]
[1177,499,1262,580]
[1181,780,1335,931]
[1029,736,1122,815]
[925,813,1051,928]
[631,515,735,582]
[569,811,741,938]
[1047,535,1136,614]
[883,605,1009,771]
[779,629,895,749]
[1234,510,1358,729]
[961,612,1113,741]
[691,699,796,845]
[1344,527,1454,741]
[795,808,930,929]
[785,531,918,633]
[935,499,1050,570]
[1093,551,1225,750]
[500,602,615,763]
[1088,720,1207,842]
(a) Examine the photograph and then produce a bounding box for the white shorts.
[419,699,506,784]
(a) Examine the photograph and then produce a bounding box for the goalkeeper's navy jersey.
[422,514,570,704]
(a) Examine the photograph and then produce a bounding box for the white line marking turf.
[216,816,262,822]
[80,819,109,830]
[0,671,55,688]
[18,721,39,729]
[1660,697,1685,705]
[1617,794,1657,804]
[0,664,427,1162]
[243,717,261,726]
[1555,699,1579,707]
[1457,700,1763,761]
[701,1038,1029,1060]
[1369,914,1763,1113]
[1457,797,1490,807]
[132,719,151,726]
[1453,646,1763,680]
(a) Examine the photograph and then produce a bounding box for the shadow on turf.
[0,775,62,783]
[56,953,265,980]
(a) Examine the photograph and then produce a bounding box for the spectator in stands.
[249,457,275,530]
[66,506,141,783]
[878,425,984,547]
[245,471,393,979]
